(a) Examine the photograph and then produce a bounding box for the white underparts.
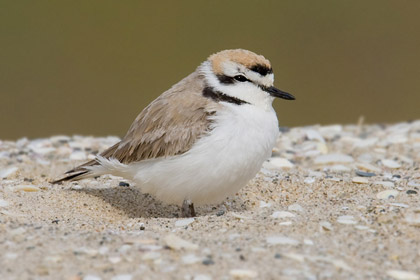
[92,102,279,206]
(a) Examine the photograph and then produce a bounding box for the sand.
[1,121,420,280]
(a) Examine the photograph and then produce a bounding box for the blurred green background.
[1,0,420,140]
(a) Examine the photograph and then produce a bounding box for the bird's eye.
[234,75,248,82]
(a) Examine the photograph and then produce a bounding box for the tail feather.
[51,143,119,184]
[52,170,91,184]
[52,142,122,184]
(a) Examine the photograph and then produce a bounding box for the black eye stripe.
[250,64,273,76]
[217,74,251,84]
[216,74,235,84]
[234,75,249,82]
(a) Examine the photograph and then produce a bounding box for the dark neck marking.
[203,87,249,105]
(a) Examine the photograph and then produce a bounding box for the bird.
[53,49,295,217]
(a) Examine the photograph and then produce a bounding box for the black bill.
[264,86,295,100]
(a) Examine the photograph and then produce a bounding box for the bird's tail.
[51,159,99,184]
[52,142,122,184]
[52,157,130,185]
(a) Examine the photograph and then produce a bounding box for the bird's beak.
[265,86,295,100]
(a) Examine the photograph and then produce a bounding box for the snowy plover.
[53,49,295,217]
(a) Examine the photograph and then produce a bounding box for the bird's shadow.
[70,184,247,219]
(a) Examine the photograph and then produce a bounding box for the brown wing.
[110,72,217,163]
[53,70,219,183]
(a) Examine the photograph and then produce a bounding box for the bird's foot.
[181,199,196,217]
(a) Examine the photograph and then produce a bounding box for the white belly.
[121,104,279,205]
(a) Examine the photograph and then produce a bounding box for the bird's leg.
[181,199,196,217]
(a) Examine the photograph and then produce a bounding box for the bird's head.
[200,49,295,108]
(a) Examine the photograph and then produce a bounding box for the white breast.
[122,103,279,205]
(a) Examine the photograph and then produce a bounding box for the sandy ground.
[1,121,420,280]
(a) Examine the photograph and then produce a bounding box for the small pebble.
[354,225,370,230]
[69,151,88,161]
[373,181,395,188]
[352,177,369,184]
[141,252,161,261]
[15,185,40,192]
[259,201,271,208]
[4,252,18,260]
[231,213,250,220]
[407,181,420,188]
[0,166,18,178]
[329,164,351,172]
[308,171,324,178]
[98,246,109,255]
[271,211,295,219]
[202,258,215,265]
[353,138,378,148]
[175,218,195,227]
[317,142,328,154]
[304,239,314,245]
[376,190,399,199]
[83,275,102,280]
[389,203,409,208]
[332,259,352,271]
[319,124,342,139]
[74,247,98,256]
[382,159,402,169]
[320,221,333,231]
[282,252,305,262]
[111,275,132,280]
[193,275,212,280]
[356,162,381,173]
[250,247,266,253]
[304,177,315,184]
[10,227,26,236]
[216,210,225,216]
[30,146,56,155]
[229,269,258,279]
[0,199,9,207]
[337,215,357,225]
[118,245,131,254]
[405,213,420,226]
[325,176,341,182]
[182,254,201,265]
[108,256,121,264]
[314,153,354,165]
[386,270,419,280]
[355,170,376,177]
[288,204,304,212]
[306,129,325,142]
[264,157,294,169]
[266,236,299,246]
[164,234,198,251]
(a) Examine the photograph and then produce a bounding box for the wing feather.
[111,71,218,163]
[54,70,219,182]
